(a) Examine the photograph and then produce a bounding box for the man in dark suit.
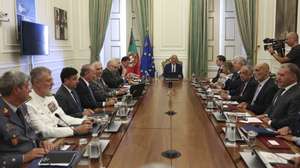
[102,59,124,88]
[55,67,94,118]
[259,63,300,129]
[238,63,278,115]
[212,55,226,83]
[163,55,183,79]
[221,65,257,103]
[223,56,246,96]
[0,71,55,167]
[76,64,116,110]
[90,62,126,102]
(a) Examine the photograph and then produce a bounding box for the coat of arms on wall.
[54,7,68,40]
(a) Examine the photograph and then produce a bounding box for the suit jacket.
[102,68,124,88]
[76,78,103,109]
[163,63,183,78]
[247,78,278,115]
[212,67,222,83]
[290,111,300,137]
[224,72,243,96]
[55,85,84,118]
[230,77,258,103]
[90,78,114,102]
[265,84,300,129]
[0,97,39,168]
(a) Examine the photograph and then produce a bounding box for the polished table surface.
[108,80,236,168]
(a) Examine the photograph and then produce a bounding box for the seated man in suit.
[76,64,116,109]
[163,55,183,79]
[223,56,246,96]
[102,59,124,88]
[55,67,94,118]
[26,67,93,138]
[258,63,300,129]
[212,55,226,83]
[0,71,55,167]
[221,65,257,103]
[238,63,278,115]
[90,62,126,102]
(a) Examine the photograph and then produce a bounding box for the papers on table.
[239,117,263,124]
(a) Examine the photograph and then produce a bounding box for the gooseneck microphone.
[54,113,80,135]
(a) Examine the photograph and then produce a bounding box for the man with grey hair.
[223,56,246,96]
[102,59,124,88]
[221,65,257,103]
[90,61,126,102]
[0,71,55,167]
[26,67,92,138]
[76,64,115,109]
[259,63,300,129]
[268,32,300,69]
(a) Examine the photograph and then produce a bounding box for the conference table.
[61,79,299,168]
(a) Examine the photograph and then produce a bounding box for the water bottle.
[207,89,214,109]
[225,122,236,145]
[88,134,102,159]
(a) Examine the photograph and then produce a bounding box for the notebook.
[38,151,77,167]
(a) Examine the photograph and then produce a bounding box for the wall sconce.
[0,11,9,22]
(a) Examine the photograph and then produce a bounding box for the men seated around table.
[220,65,257,103]
[102,59,125,88]
[26,67,93,138]
[258,63,300,129]
[90,62,127,102]
[0,71,56,167]
[212,55,226,83]
[55,67,94,118]
[237,63,278,115]
[76,64,116,109]
[223,56,246,96]
[163,54,183,79]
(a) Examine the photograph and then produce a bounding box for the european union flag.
[140,33,155,77]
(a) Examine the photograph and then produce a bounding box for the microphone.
[54,113,80,135]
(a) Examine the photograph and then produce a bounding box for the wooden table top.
[108,80,235,168]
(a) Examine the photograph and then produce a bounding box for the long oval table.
[108,80,236,168]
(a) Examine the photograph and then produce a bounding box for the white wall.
[0,0,90,91]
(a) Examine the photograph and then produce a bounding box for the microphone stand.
[161,81,181,162]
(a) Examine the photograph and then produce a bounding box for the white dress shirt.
[26,90,84,138]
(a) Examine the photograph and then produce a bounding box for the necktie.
[16,108,25,125]
[239,82,248,96]
[71,90,80,105]
[273,88,285,105]
[251,84,262,105]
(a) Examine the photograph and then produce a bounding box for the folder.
[258,136,290,150]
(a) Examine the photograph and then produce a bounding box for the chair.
[161,56,183,70]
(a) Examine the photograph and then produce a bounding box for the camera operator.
[268,32,300,69]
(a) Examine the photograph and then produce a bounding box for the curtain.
[188,0,208,78]
[134,0,153,43]
[89,0,113,63]
[234,0,257,65]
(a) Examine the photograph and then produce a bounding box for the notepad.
[38,151,77,167]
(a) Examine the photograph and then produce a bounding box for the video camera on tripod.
[263,38,286,55]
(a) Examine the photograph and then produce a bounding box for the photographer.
[268,32,300,69]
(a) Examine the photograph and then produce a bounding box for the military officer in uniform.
[26,67,93,138]
[0,71,55,168]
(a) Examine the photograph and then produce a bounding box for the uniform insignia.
[48,102,57,112]
[2,107,10,117]
[11,134,18,146]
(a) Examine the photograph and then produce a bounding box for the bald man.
[221,65,257,103]
[268,32,300,69]
[102,59,124,88]
[238,63,278,115]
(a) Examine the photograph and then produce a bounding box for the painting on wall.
[54,7,68,40]
[275,0,298,39]
[16,0,36,40]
